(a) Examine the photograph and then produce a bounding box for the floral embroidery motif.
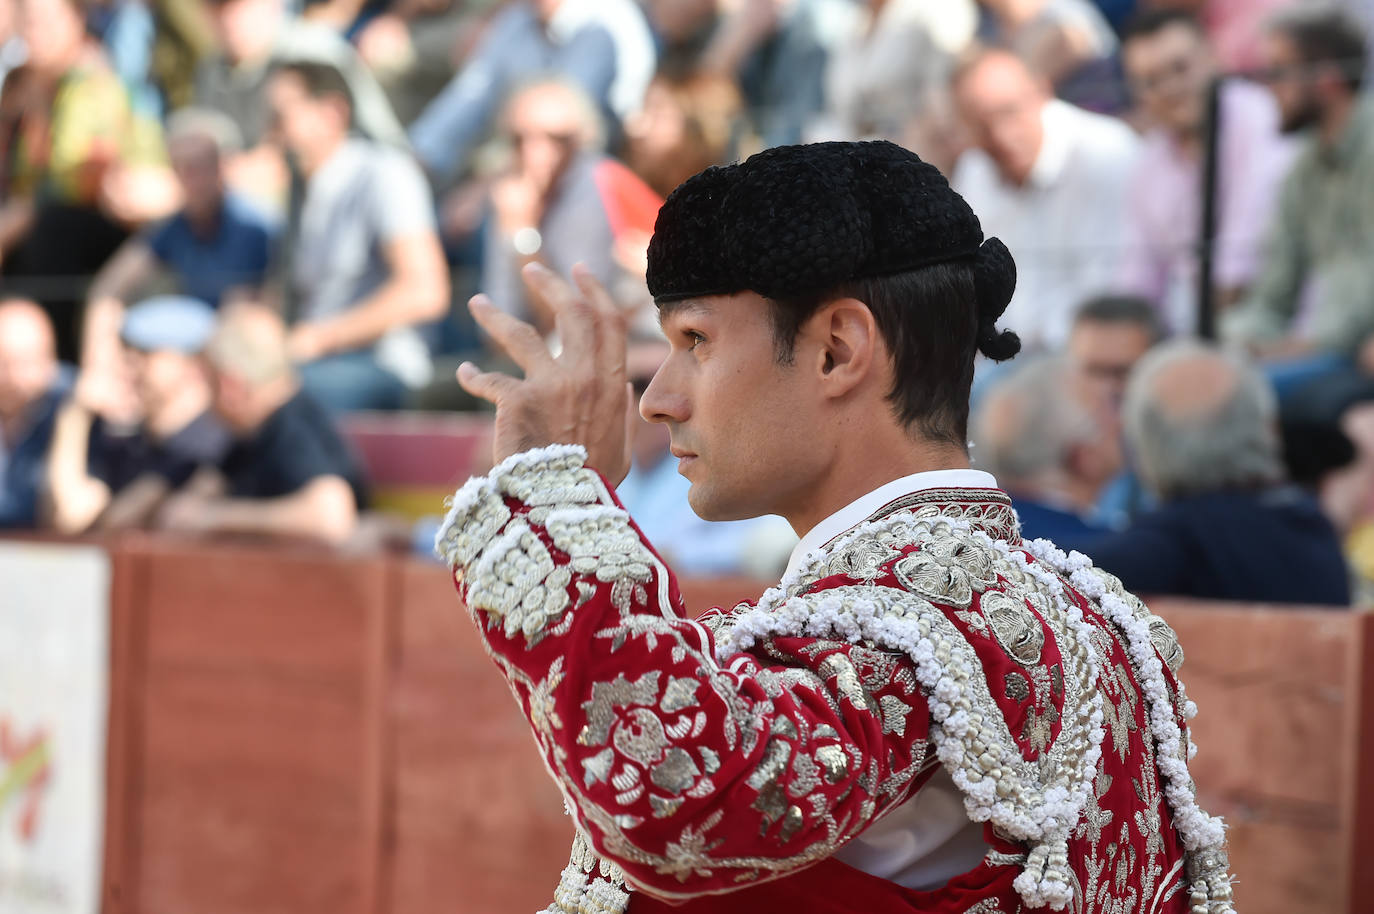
[978,589,1046,666]
[891,531,998,607]
[826,539,901,581]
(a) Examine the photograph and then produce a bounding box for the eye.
[684,330,706,352]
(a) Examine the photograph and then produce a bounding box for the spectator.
[1067,294,1163,524]
[481,79,661,337]
[977,0,1125,112]
[158,303,363,544]
[1151,0,1291,73]
[1068,294,1164,415]
[83,108,275,372]
[45,296,231,534]
[1086,341,1350,605]
[1117,8,1294,334]
[408,0,655,183]
[0,0,170,361]
[616,337,794,576]
[816,0,976,142]
[971,357,1120,546]
[0,299,68,528]
[194,0,406,210]
[1221,5,1373,393]
[266,61,448,411]
[952,47,1140,351]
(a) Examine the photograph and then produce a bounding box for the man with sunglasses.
[480,79,662,339]
[436,141,1234,914]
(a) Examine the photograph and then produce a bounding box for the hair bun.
[973,237,1021,362]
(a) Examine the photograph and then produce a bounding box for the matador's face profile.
[640,292,831,524]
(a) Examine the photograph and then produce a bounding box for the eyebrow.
[656,299,715,327]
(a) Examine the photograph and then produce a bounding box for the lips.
[670,445,697,460]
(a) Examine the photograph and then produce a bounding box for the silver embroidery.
[979,589,1046,666]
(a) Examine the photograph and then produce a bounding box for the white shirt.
[785,468,1002,889]
[953,100,1141,351]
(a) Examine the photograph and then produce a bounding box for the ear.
[805,298,880,401]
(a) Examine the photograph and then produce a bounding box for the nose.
[638,362,688,425]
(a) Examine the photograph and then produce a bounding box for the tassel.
[1012,836,1075,911]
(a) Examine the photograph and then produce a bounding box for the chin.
[687,484,765,523]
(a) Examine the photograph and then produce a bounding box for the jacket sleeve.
[434,446,935,900]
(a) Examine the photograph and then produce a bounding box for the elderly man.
[0,300,69,528]
[480,78,662,337]
[1086,342,1349,604]
[434,142,1234,913]
[971,357,1120,546]
[158,305,364,545]
[45,296,231,534]
[952,48,1140,351]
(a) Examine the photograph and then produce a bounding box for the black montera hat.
[645,140,1021,361]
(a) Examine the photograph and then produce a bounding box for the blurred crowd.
[0,0,1373,600]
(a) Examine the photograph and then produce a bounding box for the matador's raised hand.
[456,263,634,485]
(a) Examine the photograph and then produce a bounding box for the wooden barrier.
[1149,601,1374,914]
[15,538,1362,914]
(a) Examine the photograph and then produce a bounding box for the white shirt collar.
[783,468,999,580]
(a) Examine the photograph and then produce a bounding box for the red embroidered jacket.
[435,446,1234,914]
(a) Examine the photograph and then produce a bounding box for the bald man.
[156,305,366,545]
[951,48,1140,351]
[1083,342,1349,604]
[0,299,68,527]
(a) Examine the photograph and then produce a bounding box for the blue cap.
[120,295,218,354]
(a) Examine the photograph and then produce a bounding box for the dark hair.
[272,61,355,118]
[1269,5,1367,92]
[1073,294,1165,344]
[767,261,1018,448]
[1121,8,1205,46]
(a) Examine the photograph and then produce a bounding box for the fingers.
[468,295,552,374]
[522,263,596,357]
[572,263,627,377]
[456,361,520,405]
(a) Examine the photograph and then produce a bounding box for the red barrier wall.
[55,539,1373,914]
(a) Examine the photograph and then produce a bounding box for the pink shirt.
[1117,79,1296,333]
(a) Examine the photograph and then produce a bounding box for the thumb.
[456,362,519,405]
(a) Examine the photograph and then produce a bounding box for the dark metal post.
[1196,76,1224,340]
